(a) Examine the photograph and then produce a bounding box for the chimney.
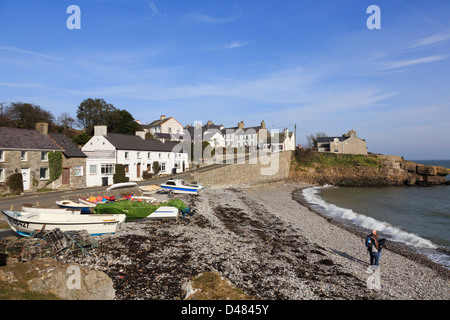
[238,121,245,129]
[35,122,48,135]
[94,125,107,136]
[135,131,146,140]
[261,120,266,129]
[160,115,166,121]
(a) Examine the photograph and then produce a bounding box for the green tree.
[5,102,55,129]
[76,98,116,135]
[107,109,142,135]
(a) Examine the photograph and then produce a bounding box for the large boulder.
[26,259,115,300]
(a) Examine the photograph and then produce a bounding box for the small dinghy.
[160,179,204,195]
[1,210,126,237]
[106,182,137,191]
[22,204,81,215]
[146,206,179,220]
[56,200,95,214]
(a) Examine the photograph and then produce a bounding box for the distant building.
[222,120,270,149]
[317,130,368,155]
[142,115,185,141]
[261,128,295,153]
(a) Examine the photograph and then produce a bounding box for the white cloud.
[0,46,61,60]
[412,33,450,48]
[225,41,247,49]
[382,55,446,70]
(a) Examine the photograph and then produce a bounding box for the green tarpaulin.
[94,199,187,221]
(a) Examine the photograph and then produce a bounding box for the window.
[21,151,27,161]
[137,152,141,159]
[125,152,129,159]
[101,164,115,175]
[41,152,48,161]
[89,165,97,174]
[0,150,4,162]
[74,166,83,177]
[0,168,4,182]
[147,164,151,171]
[124,164,129,173]
[40,167,49,180]
[148,152,151,159]
[160,163,166,171]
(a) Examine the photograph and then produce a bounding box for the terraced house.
[0,125,63,193]
[82,126,189,187]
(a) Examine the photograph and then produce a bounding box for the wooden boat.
[139,184,161,195]
[160,179,204,195]
[78,197,109,206]
[106,182,137,191]
[146,206,179,220]
[22,204,81,215]
[56,200,94,214]
[1,210,126,237]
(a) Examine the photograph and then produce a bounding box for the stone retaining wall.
[195,151,292,188]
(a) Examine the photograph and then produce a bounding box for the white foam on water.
[302,186,438,250]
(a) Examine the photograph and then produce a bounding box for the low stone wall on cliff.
[195,151,293,188]
[289,152,450,187]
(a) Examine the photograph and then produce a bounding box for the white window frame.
[0,150,4,162]
[89,165,97,175]
[40,167,49,180]
[21,151,27,161]
[41,151,48,162]
[0,168,4,182]
[101,164,115,175]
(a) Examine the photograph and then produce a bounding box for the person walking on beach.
[365,229,380,266]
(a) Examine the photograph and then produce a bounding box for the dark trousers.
[369,251,379,266]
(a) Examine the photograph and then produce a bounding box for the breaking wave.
[302,186,438,250]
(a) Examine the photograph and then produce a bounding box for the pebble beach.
[57,182,450,300]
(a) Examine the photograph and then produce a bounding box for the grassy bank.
[293,148,382,169]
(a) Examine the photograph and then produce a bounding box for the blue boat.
[160,179,204,195]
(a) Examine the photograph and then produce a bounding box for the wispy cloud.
[186,11,241,24]
[0,46,61,60]
[0,82,44,88]
[382,55,446,70]
[412,33,450,48]
[224,41,248,49]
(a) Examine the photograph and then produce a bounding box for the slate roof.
[48,133,87,158]
[0,127,62,151]
[104,133,185,153]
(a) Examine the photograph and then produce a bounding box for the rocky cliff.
[289,151,450,187]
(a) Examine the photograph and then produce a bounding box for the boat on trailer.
[1,210,126,237]
[160,179,204,195]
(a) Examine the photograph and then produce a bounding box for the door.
[136,163,141,178]
[21,168,30,191]
[62,168,70,185]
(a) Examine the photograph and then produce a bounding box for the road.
[0,163,228,211]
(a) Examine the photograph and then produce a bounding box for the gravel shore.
[58,182,450,300]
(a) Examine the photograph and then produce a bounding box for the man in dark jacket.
[366,229,381,266]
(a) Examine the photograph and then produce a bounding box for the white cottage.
[82,126,189,187]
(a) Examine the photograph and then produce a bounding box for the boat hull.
[160,185,204,194]
[146,206,179,220]
[2,210,126,237]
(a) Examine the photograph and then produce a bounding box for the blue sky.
[0,0,449,160]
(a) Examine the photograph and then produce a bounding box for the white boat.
[2,210,126,237]
[22,204,81,215]
[56,200,94,214]
[106,182,138,191]
[160,179,204,195]
[146,206,179,220]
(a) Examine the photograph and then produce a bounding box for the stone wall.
[195,151,292,188]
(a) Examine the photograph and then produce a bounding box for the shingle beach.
[57,182,450,300]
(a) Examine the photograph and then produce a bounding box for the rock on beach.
[55,182,449,300]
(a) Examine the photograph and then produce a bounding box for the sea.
[302,160,450,270]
